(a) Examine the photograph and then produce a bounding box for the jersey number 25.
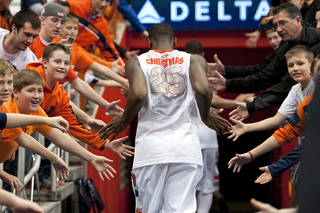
[150,67,186,95]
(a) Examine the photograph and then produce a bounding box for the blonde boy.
[26,44,133,158]
[0,58,69,194]
[229,45,316,141]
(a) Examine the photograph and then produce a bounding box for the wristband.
[247,151,254,161]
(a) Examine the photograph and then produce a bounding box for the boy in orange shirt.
[0,58,69,194]
[26,43,133,157]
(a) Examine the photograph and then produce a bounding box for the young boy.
[2,69,118,183]
[0,58,69,194]
[228,45,316,141]
[265,29,282,50]
[57,13,129,90]
[26,43,133,157]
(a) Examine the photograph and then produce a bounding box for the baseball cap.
[41,3,66,19]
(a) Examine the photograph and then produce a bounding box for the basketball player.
[98,23,231,212]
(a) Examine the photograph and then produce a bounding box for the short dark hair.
[55,0,70,8]
[148,23,174,42]
[43,43,71,62]
[13,69,45,92]
[10,9,41,32]
[273,3,302,20]
[185,40,203,55]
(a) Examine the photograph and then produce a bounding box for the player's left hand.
[90,155,116,181]
[103,136,134,160]
[203,108,231,135]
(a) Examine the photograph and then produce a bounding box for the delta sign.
[133,0,272,30]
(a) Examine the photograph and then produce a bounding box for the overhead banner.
[132,0,272,30]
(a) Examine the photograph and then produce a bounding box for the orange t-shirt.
[0,97,51,163]
[26,62,106,150]
[29,36,79,82]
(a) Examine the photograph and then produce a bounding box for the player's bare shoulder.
[190,54,207,69]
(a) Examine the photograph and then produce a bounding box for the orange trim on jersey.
[151,49,175,54]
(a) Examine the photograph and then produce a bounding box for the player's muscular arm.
[189,54,212,120]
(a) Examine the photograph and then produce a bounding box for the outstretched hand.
[227,152,251,173]
[112,58,125,76]
[87,118,106,132]
[90,155,116,181]
[51,157,70,180]
[227,118,247,141]
[250,198,280,213]
[106,99,124,114]
[0,172,22,195]
[103,136,134,159]
[229,101,249,121]
[203,108,231,135]
[207,54,225,76]
[47,116,69,133]
[207,70,227,91]
[255,166,273,184]
[245,30,261,49]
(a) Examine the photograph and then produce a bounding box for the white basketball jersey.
[133,49,202,169]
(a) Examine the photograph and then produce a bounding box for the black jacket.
[224,26,320,114]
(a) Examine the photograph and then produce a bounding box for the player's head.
[90,0,110,15]
[0,58,15,104]
[265,30,282,50]
[185,40,204,56]
[60,14,79,40]
[42,43,71,84]
[40,3,67,41]
[148,23,175,49]
[9,10,41,51]
[311,54,320,81]
[285,45,313,85]
[13,69,45,114]
[272,3,303,42]
[55,0,71,14]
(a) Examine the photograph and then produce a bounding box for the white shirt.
[0,29,38,71]
[278,79,316,118]
[134,49,202,169]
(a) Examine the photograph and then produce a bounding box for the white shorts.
[131,163,203,213]
[196,148,220,194]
